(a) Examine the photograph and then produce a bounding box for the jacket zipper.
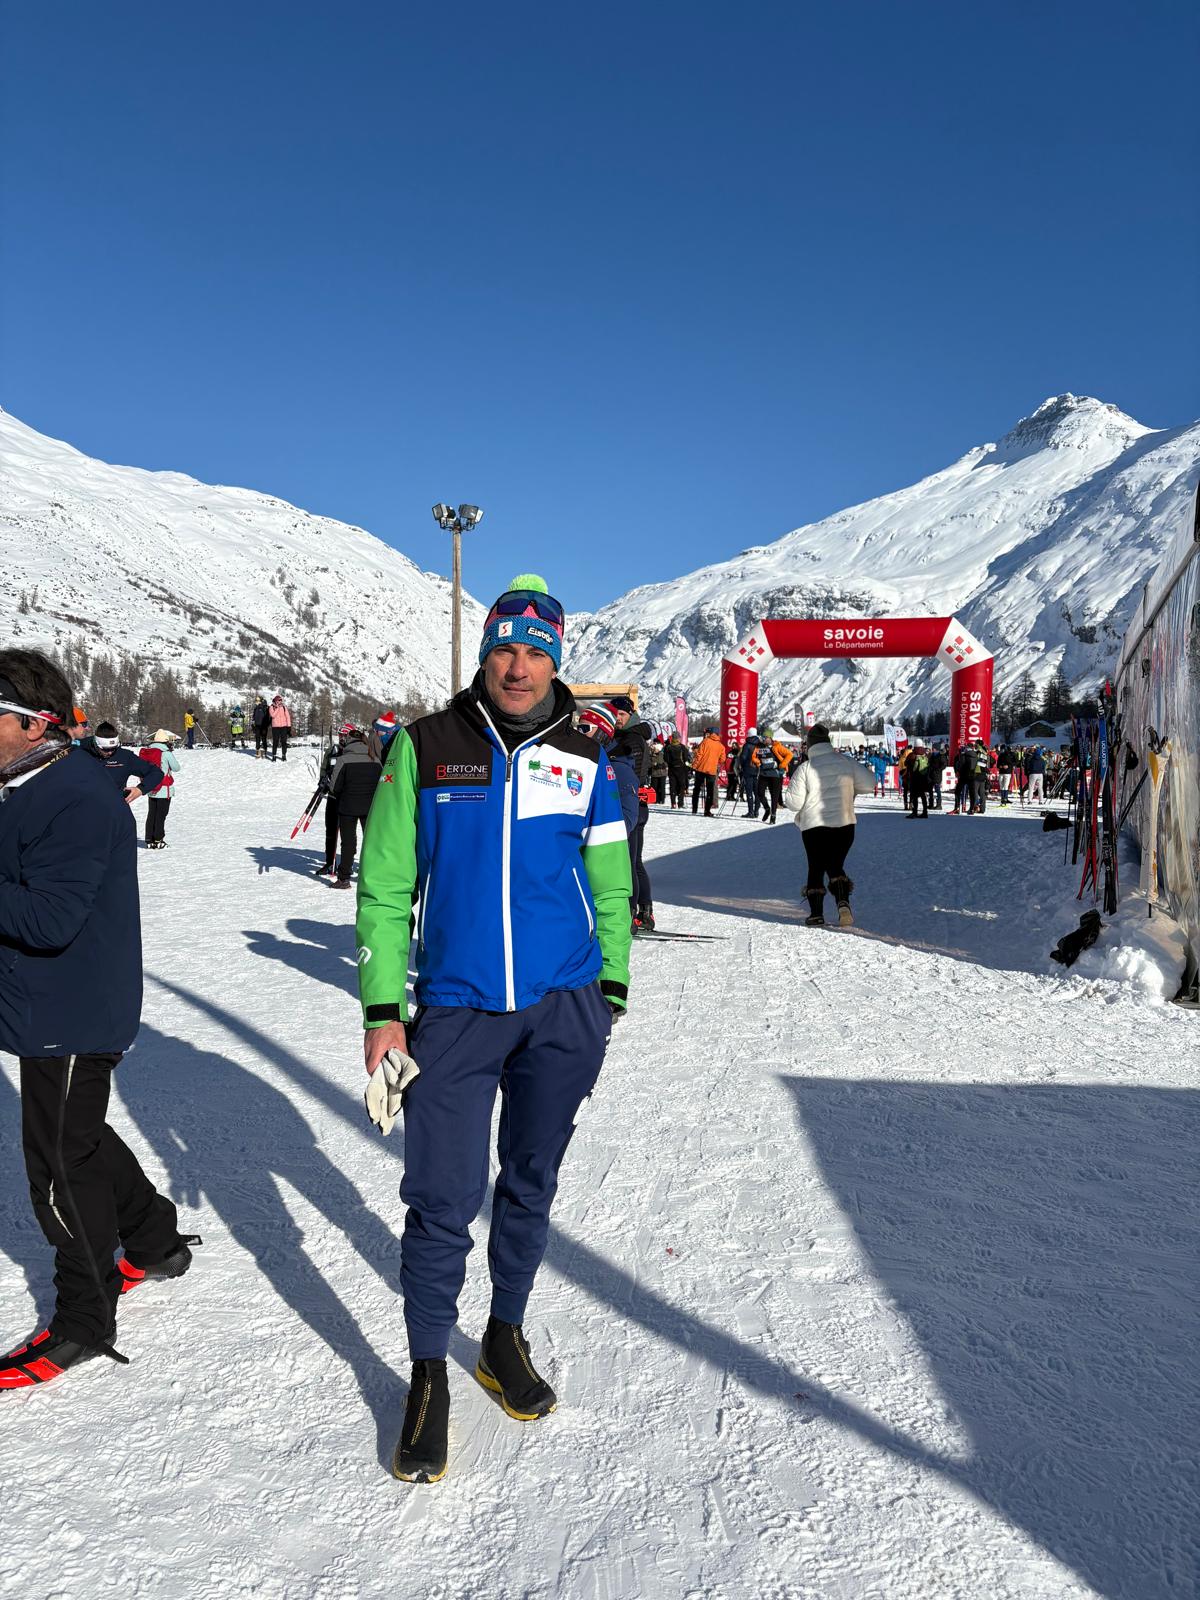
[476,704,570,1012]
[418,864,433,951]
[573,866,595,938]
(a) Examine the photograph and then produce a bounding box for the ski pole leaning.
[289,787,325,839]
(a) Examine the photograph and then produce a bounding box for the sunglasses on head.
[491,590,564,628]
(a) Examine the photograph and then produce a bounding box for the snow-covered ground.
[2,752,1196,1600]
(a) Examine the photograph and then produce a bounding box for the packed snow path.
[2,752,1196,1600]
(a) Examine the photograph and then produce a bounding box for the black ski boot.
[1,1324,126,1389]
[1050,910,1103,967]
[637,903,655,932]
[392,1359,450,1483]
[830,874,854,928]
[804,888,825,927]
[476,1316,556,1421]
[117,1234,201,1297]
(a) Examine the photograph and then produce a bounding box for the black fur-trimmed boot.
[392,1359,450,1483]
[476,1316,557,1421]
[830,874,855,928]
[804,887,826,927]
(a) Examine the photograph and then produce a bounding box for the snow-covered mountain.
[566,396,1200,725]
[0,408,485,710]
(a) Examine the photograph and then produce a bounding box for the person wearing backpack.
[138,730,181,849]
[906,747,931,818]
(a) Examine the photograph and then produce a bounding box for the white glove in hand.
[364,1048,420,1136]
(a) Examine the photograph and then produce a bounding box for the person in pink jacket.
[268,695,292,762]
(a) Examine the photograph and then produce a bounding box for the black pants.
[20,1054,178,1346]
[323,798,340,871]
[337,813,366,882]
[145,795,170,844]
[691,772,716,815]
[254,726,269,753]
[909,782,929,817]
[954,779,971,812]
[930,779,942,809]
[628,808,651,913]
[759,773,783,820]
[667,769,686,807]
[271,727,289,761]
[971,776,987,813]
[742,772,759,815]
[726,770,740,804]
[802,824,855,893]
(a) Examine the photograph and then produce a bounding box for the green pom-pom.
[507,573,548,594]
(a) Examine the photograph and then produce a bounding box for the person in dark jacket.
[83,722,165,802]
[738,730,762,817]
[0,650,194,1390]
[609,698,654,929]
[648,739,668,806]
[663,733,690,808]
[251,696,270,759]
[926,748,945,810]
[971,741,990,814]
[328,730,380,887]
[315,725,351,878]
[725,740,742,806]
[960,739,979,812]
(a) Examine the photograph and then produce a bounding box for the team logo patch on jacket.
[567,768,583,796]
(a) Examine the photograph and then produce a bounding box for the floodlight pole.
[450,523,463,695]
[432,502,482,697]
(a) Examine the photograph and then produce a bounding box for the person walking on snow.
[725,739,742,807]
[783,723,875,926]
[183,709,196,750]
[328,726,380,888]
[689,727,725,817]
[228,706,247,749]
[0,650,196,1391]
[138,730,180,849]
[1025,745,1046,803]
[268,695,292,761]
[355,574,632,1484]
[754,729,791,823]
[251,696,270,758]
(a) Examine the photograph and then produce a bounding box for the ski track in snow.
[2,754,1196,1600]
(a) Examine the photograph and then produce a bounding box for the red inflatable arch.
[720,617,993,757]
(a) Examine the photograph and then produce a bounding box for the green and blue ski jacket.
[356,686,632,1024]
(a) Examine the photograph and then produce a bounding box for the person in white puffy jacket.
[783,724,875,927]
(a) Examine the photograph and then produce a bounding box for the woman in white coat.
[783,724,875,926]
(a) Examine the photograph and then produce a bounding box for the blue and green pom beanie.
[479,573,564,671]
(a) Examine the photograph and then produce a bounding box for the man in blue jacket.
[0,651,194,1390]
[356,577,632,1484]
[83,721,166,802]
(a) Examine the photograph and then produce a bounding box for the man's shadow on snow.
[116,1022,410,1467]
[648,806,1061,974]
[136,976,1196,1597]
[242,918,361,998]
[245,844,333,881]
[784,1074,1200,1600]
[0,1065,56,1328]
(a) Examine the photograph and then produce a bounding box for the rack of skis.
[1066,687,1170,918]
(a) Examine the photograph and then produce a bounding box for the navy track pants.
[400,984,612,1360]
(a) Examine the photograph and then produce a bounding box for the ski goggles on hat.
[0,675,64,725]
[488,590,565,629]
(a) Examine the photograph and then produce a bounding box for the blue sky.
[1,2,1196,612]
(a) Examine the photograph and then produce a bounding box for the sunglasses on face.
[491,590,565,628]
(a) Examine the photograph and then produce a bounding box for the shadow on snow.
[648,805,1072,975]
[785,1074,1200,1600]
